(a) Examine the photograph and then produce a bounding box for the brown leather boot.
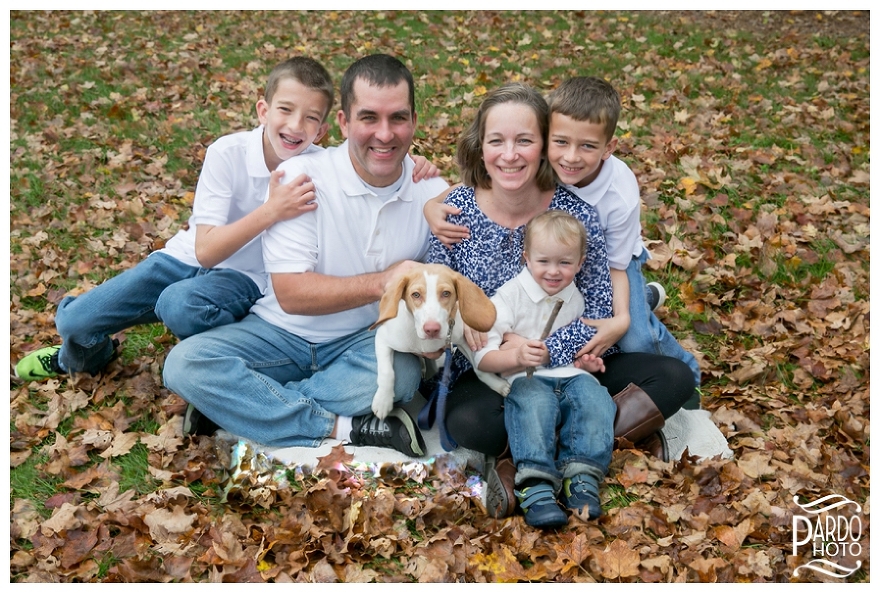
[612,383,669,461]
[484,444,516,518]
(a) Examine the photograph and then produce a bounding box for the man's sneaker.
[646,282,667,312]
[15,345,64,381]
[561,474,602,522]
[182,403,220,436]
[350,408,426,457]
[516,482,568,529]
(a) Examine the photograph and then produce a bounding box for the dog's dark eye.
[441,291,451,298]
[411,291,421,300]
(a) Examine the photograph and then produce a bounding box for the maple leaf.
[594,538,641,580]
[316,442,355,474]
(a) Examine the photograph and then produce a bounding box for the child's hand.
[463,324,488,352]
[574,352,605,373]
[411,155,440,182]
[425,189,469,248]
[517,339,549,367]
[499,332,527,351]
[576,315,629,358]
[266,170,317,222]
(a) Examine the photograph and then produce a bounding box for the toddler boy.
[475,211,616,528]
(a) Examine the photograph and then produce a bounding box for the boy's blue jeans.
[504,374,616,493]
[162,314,421,447]
[617,249,702,391]
[54,252,261,374]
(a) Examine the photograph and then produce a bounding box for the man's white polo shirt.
[251,140,449,342]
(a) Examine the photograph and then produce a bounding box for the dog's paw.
[371,391,395,420]
[478,372,510,396]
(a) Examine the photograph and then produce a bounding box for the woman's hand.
[463,324,488,351]
[576,314,630,358]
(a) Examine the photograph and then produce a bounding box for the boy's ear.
[602,137,618,160]
[315,122,330,144]
[336,109,349,139]
[256,98,269,125]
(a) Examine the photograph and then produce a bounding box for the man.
[163,54,449,456]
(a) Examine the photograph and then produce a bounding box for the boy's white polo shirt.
[161,125,321,293]
[564,155,645,271]
[475,268,595,382]
[252,140,449,343]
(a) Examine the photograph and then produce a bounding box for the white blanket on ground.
[215,396,732,493]
[662,408,734,461]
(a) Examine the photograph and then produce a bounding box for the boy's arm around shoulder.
[194,152,317,269]
[424,184,469,247]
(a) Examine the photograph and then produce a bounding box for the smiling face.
[547,112,617,188]
[256,77,331,171]
[337,78,416,187]
[523,234,585,296]
[480,102,545,194]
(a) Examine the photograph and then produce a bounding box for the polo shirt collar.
[246,125,272,178]
[334,140,414,201]
[516,266,579,304]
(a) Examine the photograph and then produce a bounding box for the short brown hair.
[524,210,588,262]
[547,76,620,142]
[264,57,334,120]
[340,54,415,119]
[456,83,556,191]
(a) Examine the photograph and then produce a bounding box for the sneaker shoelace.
[37,351,60,374]
[358,416,391,437]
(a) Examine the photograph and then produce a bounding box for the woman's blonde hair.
[456,82,556,191]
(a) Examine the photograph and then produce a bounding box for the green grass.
[118,324,171,365]
[116,443,161,495]
[11,453,63,520]
[604,484,639,510]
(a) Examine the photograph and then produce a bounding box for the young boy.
[474,211,616,528]
[15,56,438,382]
[427,76,701,408]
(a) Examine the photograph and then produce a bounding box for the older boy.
[15,56,334,381]
[545,77,700,405]
[163,55,449,456]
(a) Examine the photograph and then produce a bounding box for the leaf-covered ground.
[8,10,870,582]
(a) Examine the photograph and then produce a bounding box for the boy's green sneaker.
[15,345,64,381]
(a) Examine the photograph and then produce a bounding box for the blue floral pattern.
[428,184,617,382]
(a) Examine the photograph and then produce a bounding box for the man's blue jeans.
[504,373,616,492]
[55,252,261,374]
[617,249,702,389]
[162,314,422,448]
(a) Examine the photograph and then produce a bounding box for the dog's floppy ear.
[370,273,410,330]
[453,271,496,332]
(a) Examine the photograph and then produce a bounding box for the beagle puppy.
[370,263,510,419]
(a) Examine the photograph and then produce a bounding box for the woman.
[425,83,694,518]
